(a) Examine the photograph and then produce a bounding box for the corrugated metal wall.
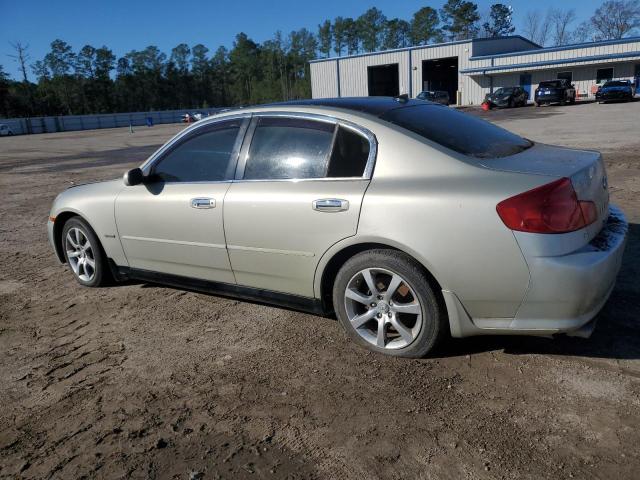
[488,39,640,68]
[310,61,338,98]
[337,51,410,97]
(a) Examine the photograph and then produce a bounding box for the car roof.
[271,97,432,117]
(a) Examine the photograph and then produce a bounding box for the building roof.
[309,36,541,64]
[469,35,640,60]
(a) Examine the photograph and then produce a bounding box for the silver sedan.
[48,97,628,357]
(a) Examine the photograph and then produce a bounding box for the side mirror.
[123,167,144,186]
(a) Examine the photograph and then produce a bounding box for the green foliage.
[318,20,332,57]
[483,4,515,37]
[410,7,442,45]
[440,0,480,41]
[382,19,411,50]
[357,7,387,52]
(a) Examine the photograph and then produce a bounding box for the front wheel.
[61,217,110,287]
[332,249,446,358]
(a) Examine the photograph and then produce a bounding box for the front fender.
[49,180,129,267]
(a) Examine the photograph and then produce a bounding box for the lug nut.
[377,295,383,300]
[377,313,382,318]
[371,303,376,307]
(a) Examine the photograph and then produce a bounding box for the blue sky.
[1,0,603,80]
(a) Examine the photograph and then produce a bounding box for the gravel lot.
[1,101,639,479]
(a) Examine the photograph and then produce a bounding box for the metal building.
[310,36,640,105]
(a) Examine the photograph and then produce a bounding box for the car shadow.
[111,224,640,361]
[437,222,640,361]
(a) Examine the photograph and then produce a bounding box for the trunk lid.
[479,143,610,241]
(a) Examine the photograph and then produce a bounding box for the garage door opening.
[368,64,399,97]
[422,57,459,105]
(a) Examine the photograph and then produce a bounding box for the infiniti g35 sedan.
[48,97,628,357]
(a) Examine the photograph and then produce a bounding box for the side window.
[243,117,335,180]
[327,126,371,178]
[153,121,241,182]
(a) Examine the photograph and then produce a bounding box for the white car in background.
[0,124,14,136]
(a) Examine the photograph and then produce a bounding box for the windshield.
[539,81,562,88]
[381,104,532,159]
[494,87,514,95]
[604,81,629,87]
[417,92,435,100]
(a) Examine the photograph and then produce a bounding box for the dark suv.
[534,79,576,106]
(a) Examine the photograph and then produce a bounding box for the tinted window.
[244,117,334,180]
[153,122,240,182]
[327,126,370,177]
[557,72,573,83]
[597,68,614,83]
[381,104,532,159]
[539,81,562,88]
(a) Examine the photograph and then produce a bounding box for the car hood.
[52,178,124,215]
[601,86,630,92]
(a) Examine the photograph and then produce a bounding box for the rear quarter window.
[381,104,531,159]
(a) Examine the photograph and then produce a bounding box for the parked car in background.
[484,86,528,108]
[416,90,450,105]
[47,97,627,358]
[0,124,14,136]
[534,79,576,106]
[596,80,636,103]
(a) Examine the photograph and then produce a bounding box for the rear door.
[223,114,375,297]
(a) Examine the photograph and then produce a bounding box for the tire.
[332,249,446,358]
[508,99,514,108]
[534,101,539,107]
[61,217,111,287]
[559,99,566,106]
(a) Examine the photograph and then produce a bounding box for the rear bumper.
[446,205,628,338]
[535,94,564,103]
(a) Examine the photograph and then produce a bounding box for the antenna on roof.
[394,93,409,103]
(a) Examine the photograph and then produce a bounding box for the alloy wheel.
[344,267,423,349]
[65,227,96,282]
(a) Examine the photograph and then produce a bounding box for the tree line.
[1,0,639,118]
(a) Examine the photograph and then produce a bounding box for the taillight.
[496,178,597,234]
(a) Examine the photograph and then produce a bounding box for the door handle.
[191,197,216,209]
[312,198,349,212]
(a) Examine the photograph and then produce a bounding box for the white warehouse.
[309,36,640,105]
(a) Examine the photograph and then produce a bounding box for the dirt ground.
[1,101,639,479]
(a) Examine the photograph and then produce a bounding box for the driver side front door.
[115,117,248,283]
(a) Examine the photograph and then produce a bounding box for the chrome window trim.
[235,111,378,182]
[140,113,252,175]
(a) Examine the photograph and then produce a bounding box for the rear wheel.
[534,101,540,107]
[61,217,110,287]
[332,249,446,358]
